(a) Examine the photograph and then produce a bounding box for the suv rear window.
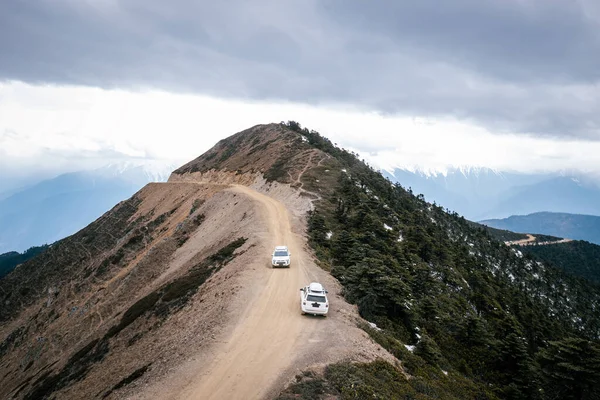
[307,295,326,303]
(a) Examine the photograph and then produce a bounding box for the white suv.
[271,246,291,268]
[300,282,329,316]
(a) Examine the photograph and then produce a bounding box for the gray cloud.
[1,0,599,139]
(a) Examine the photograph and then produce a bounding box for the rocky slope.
[0,124,393,400]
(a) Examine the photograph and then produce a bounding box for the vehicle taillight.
[303,302,306,305]
[325,304,328,307]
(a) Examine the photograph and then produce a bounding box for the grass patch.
[0,326,25,358]
[102,364,151,398]
[25,338,110,400]
[277,371,333,399]
[123,232,144,249]
[160,268,213,303]
[104,292,161,340]
[190,199,205,215]
[207,237,247,264]
[174,214,206,247]
[264,157,290,183]
[248,138,278,156]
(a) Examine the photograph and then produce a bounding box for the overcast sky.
[1,0,600,189]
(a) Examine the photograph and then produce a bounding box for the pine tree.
[539,338,600,400]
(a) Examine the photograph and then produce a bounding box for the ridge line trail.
[505,234,573,247]
[505,234,537,246]
[180,184,321,400]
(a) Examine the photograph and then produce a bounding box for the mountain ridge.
[0,123,392,400]
[1,122,599,399]
[481,211,600,245]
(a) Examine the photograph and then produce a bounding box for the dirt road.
[178,184,321,400]
[505,234,537,246]
[505,234,573,247]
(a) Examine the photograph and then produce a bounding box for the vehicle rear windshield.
[274,251,288,257]
[307,295,326,303]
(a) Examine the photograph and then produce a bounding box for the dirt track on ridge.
[505,234,573,247]
[176,185,322,400]
[505,234,537,246]
[132,181,395,400]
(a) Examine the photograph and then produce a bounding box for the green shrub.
[104,292,160,340]
[102,364,151,398]
[264,157,290,182]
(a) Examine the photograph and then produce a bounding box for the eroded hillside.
[0,124,395,400]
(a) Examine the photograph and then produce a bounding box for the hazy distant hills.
[480,212,600,245]
[0,161,175,253]
[385,167,600,220]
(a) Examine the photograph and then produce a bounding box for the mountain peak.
[173,123,307,178]
[170,122,336,190]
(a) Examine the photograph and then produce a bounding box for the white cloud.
[1,81,600,184]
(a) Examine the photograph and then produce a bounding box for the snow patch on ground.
[384,223,393,231]
[404,345,415,352]
[368,322,382,331]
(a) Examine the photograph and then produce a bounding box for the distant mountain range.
[480,212,600,245]
[384,167,600,220]
[0,161,176,253]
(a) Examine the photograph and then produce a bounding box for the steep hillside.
[278,122,600,399]
[481,211,600,245]
[522,240,600,284]
[0,124,391,400]
[1,183,246,399]
[466,221,528,242]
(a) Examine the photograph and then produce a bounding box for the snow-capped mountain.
[91,160,178,183]
[0,160,178,253]
[385,167,600,220]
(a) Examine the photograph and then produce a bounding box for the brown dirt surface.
[131,182,396,400]
[1,179,395,400]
